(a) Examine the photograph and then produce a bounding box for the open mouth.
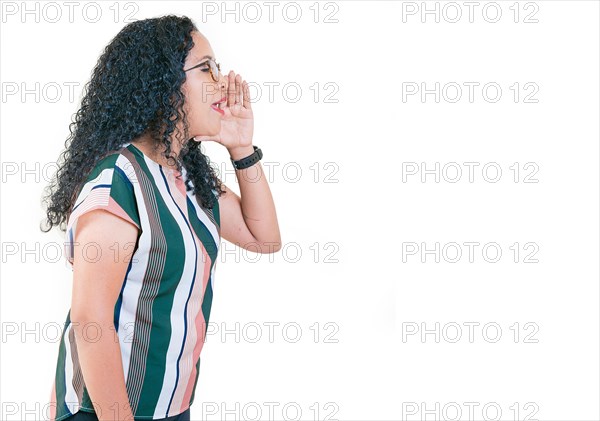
[211,97,226,115]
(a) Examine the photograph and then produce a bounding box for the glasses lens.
[210,60,220,82]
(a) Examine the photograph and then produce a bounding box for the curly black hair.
[40,14,224,234]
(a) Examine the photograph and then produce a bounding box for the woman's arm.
[70,209,138,421]
[219,148,281,254]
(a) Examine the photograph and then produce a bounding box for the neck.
[130,134,182,169]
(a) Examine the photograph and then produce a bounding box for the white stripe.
[211,259,218,290]
[185,188,220,250]
[184,172,220,290]
[63,324,79,413]
[143,156,198,418]
[167,232,206,415]
[69,168,115,220]
[114,154,148,384]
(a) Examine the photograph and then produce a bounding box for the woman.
[41,15,281,421]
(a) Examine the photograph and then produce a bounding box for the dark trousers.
[62,408,191,421]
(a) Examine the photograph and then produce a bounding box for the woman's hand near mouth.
[195,69,280,256]
[196,70,254,157]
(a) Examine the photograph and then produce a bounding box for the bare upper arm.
[70,209,139,323]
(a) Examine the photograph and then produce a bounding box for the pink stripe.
[167,174,212,414]
[68,191,139,232]
[107,196,140,229]
[67,189,110,232]
[180,241,212,411]
[49,381,57,421]
[175,174,187,199]
[168,232,212,413]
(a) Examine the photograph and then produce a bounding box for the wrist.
[228,144,255,160]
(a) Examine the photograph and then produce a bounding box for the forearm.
[229,145,281,247]
[72,318,135,421]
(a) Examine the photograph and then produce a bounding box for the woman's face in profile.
[181,31,227,139]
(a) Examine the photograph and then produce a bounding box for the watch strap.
[230,146,262,170]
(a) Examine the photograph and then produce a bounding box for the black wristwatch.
[230,146,263,170]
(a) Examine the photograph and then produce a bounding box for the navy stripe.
[113,257,135,333]
[185,196,218,262]
[159,167,199,417]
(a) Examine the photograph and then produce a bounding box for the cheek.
[186,91,215,131]
[183,82,208,110]
[186,90,208,119]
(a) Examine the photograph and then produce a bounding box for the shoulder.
[65,148,143,266]
[69,147,142,233]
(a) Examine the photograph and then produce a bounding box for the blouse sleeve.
[65,156,141,267]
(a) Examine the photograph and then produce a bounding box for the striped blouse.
[49,142,221,421]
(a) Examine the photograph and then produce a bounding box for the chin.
[205,129,220,137]
[208,122,222,135]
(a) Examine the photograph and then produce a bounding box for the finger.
[242,80,252,110]
[227,71,236,106]
[235,74,241,105]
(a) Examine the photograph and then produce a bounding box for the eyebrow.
[192,55,214,65]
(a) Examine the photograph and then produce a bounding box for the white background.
[1,1,599,420]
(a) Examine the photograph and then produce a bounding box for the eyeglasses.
[184,58,221,83]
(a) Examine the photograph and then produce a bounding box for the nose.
[218,73,227,92]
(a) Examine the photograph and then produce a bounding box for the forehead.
[187,31,215,63]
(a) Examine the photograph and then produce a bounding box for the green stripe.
[53,313,70,420]
[201,280,214,329]
[80,387,93,412]
[112,168,141,228]
[85,153,119,181]
[132,149,185,417]
[211,194,220,228]
[187,200,219,265]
